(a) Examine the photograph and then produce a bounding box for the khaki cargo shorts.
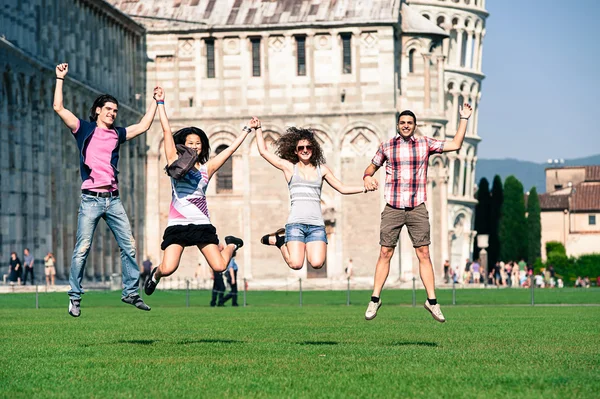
[380,203,431,248]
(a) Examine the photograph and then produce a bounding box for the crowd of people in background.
[4,249,57,286]
[442,257,600,289]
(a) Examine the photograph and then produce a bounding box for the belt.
[82,189,119,198]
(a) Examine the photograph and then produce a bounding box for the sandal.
[260,228,285,248]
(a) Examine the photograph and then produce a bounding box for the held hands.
[153,86,165,101]
[459,103,473,120]
[249,117,261,129]
[363,176,379,192]
[56,63,68,78]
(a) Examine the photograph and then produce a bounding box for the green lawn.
[0,291,598,398]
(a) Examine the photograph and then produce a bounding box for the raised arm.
[53,63,79,131]
[322,165,370,195]
[443,103,473,152]
[205,118,253,179]
[125,93,159,140]
[254,118,293,173]
[362,163,380,192]
[154,87,178,166]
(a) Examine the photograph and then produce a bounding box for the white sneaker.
[424,301,446,323]
[365,300,382,320]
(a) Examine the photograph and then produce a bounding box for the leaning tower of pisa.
[402,0,489,272]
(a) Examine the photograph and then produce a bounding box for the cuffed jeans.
[68,194,140,300]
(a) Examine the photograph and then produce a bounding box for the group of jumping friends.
[53,62,473,323]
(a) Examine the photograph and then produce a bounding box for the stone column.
[470,158,477,198]
[472,32,481,72]
[423,53,431,110]
[436,55,445,115]
[307,32,316,112]
[465,30,474,69]
[451,90,459,128]
[464,156,472,197]
[458,155,465,197]
[477,30,486,71]
[455,30,464,66]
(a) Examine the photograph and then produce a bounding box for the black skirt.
[161,224,219,250]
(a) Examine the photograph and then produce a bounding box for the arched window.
[422,14,430,20]
[458,94,465,115]
[408,49,416,73]
[215,144,233,193]
[437,16,445,28]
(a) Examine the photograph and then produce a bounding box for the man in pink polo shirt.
[363,104,473,323]
[53,63,158,317]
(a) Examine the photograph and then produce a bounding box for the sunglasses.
[296,145,313,152]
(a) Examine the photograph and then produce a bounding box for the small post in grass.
[452,280,456,305]
[243,278,247,307]
[299,278,303,307]
[346,277,351,306]
[35,285,39,309]
[531,276,535,306]
[412,277,416,307]
[186,279,190,307]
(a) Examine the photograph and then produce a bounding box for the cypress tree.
[473,177,491,261]
[527,186,542,265]
[489,175,503,264]
[499,175,527,262]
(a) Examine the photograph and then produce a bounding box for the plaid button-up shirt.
[372,134,444,209]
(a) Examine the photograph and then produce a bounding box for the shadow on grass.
[387,341,438,347]
[177,339,243,345]
[299,341,338,346]
[116,339,158,345]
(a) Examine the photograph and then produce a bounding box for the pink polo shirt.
[72,120,119,192]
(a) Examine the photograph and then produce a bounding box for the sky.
[477,0,600,162]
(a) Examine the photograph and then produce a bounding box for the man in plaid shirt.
[363,104,473,323]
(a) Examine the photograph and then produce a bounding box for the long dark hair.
[274,127,325,166]
[89,94,119,122]
[173,127,211,164]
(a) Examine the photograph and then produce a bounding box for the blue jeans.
[68,194,140,300]
[285,223,328,244]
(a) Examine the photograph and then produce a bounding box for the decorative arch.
[208,130,238,150]
[339,125,382,158]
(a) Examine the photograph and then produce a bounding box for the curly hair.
[274,127,326,166]
[172,127,211,164]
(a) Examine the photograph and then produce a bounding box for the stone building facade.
[0,0,148,281]
[539,166,600,260]
[110,0,488,284]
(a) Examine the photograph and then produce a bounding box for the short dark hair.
[89,94,119,122]
[172,127,211,164]
[397,110,417,124]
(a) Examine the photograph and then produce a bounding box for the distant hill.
[475,154,600,193]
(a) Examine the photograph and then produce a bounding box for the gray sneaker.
[365,300,382,320]
[424,301,446,323]
[122,294,151,311]
[68,299,81,318]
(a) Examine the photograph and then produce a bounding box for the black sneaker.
[144,267,158,296]
[68,299,81,318]
[225,236,244,250]
[122,294,151,311]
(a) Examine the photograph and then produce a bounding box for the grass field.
[0,290,599,398]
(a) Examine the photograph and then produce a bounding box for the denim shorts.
[285,223,328,244]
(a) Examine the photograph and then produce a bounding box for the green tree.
[499,175,527,262]
[526,187,541,265]
[489,175,503,264]
[473,177,491,261]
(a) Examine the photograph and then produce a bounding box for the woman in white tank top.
[255,119,377,271]
[144,88,253,297]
